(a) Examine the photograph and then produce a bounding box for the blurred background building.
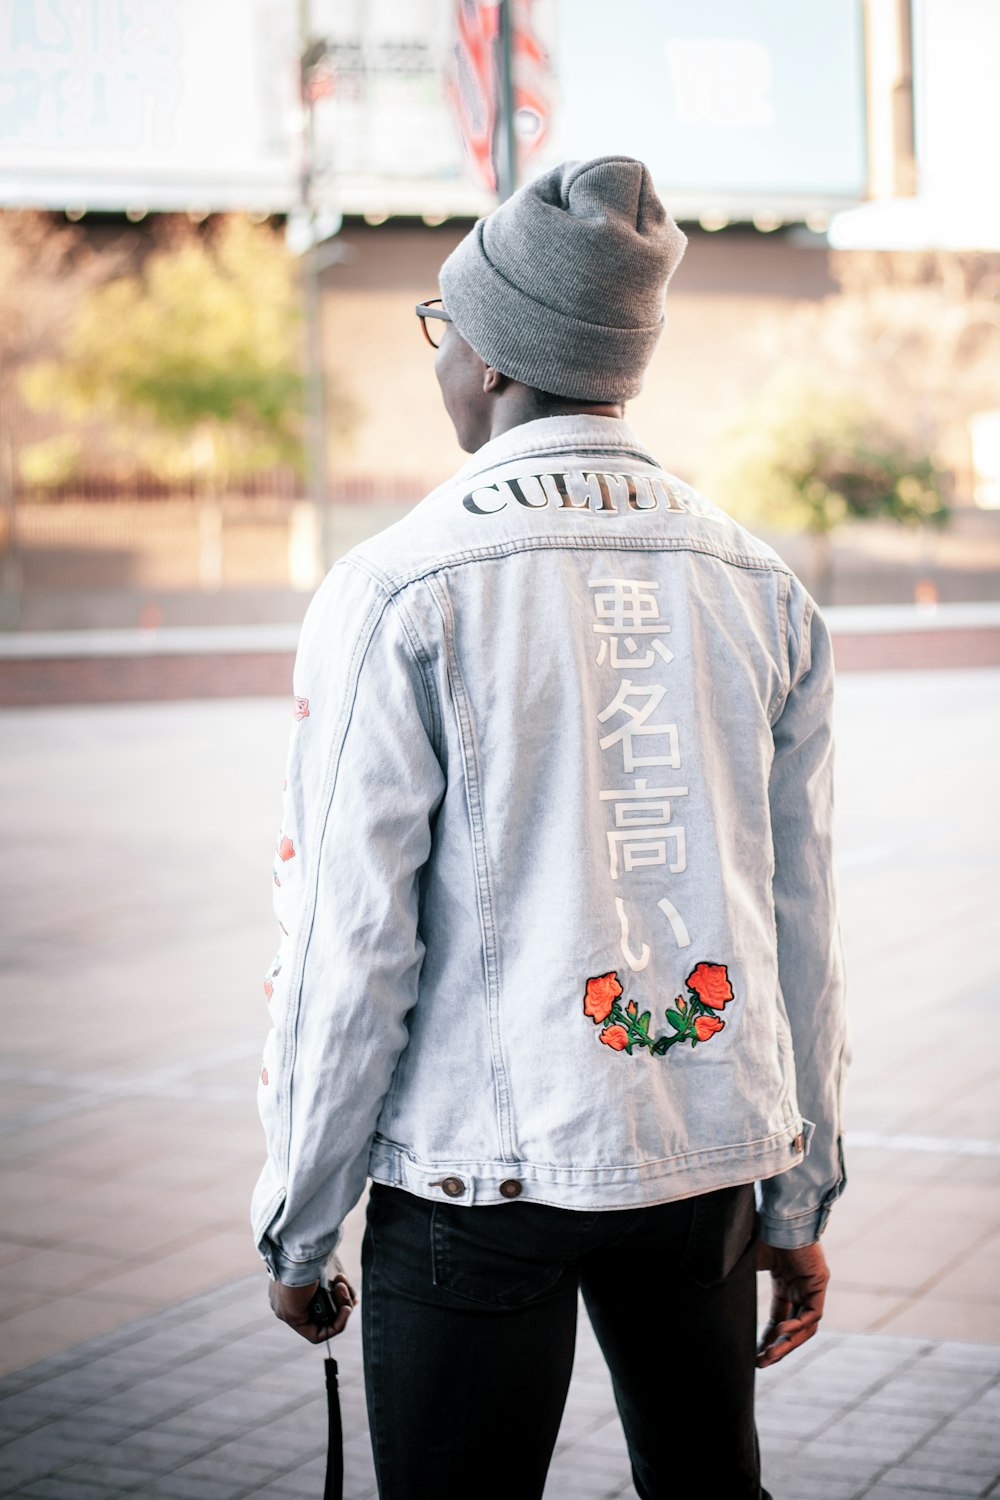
[0,0,998,630]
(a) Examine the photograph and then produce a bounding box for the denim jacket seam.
[388,588,444,756]
[324,557,443,751]
[264,1238,328,1267]
[460,441,659,484]
[253,1188,286,1248]
[425,575,518,1163]
[278,588,389,1178]
[378,534,792,594]
[758,1205,827,1223]
[799,594,816,680]
[373,1122,797,1173]
[768,571,792,725]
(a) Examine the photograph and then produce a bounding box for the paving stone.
[862,1489,966,1500]
[757,1402,840,1438]
[158,1452,297,1489]
[12,1481,132,1500]
[553,1482,631,1500]
[2,1272,1000,1500]
[905,1445,1000,1480]
[83,1441,188,1478]
[873,1467,992,1495]
[760,1476,859,1500]
[142,1476,243,1500]
[0,1428,96,1472]
[770,1438,886,1483]
[54,1458,161,1490]
[252,1457,329,1496]
[39,1414,149,1446]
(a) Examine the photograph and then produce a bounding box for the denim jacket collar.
[452,414,659,486]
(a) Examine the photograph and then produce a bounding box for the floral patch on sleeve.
[583,963,735,1056]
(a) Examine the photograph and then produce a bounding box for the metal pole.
[893,0,917,196]
[299,0,331,576]
[495,0,517,202]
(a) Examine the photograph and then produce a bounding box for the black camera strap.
[323,1339,343,1500]
[307,1280,345,1500]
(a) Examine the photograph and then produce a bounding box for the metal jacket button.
[441,1177,466,1198]
[499,1179,522,1198]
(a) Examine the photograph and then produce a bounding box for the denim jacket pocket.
[430,1204,567,1308]
[678,1183,758,1289]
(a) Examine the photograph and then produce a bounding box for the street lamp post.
[297,4,336,578]
[495,0,517,202]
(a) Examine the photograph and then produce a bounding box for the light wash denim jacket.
[252,415,849,1284]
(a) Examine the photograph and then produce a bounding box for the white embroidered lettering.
[588,574,693,965]
[615,897,651,972]
[597,680,681,772]
[657,895,692,949]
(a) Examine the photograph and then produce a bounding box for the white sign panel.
[0,0,299,211]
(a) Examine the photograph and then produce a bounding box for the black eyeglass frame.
[416,297,452,348]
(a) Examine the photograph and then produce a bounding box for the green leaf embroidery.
[582,965,736,1061]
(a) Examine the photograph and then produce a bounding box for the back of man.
[255,156,848,1500]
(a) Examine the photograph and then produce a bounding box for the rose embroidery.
[694,1013,725,1041]
[686,962,734,1010]
[584,972,622,1025]
[277,835,296,862]
[583,962,736,1056]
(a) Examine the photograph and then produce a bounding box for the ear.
[482,364,505,395]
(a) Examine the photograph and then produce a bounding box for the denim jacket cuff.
[757,1205,832,1248]
[259,1237,333,1287]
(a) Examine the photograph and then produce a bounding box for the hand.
[268,1270,358,1344]
[755,1240,829,1369]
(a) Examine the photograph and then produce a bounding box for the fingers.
[320,1278,358,1338]
[756,1306,824,1368]
[756,1254,830,1368]
[268,1274,359,1344]
[269,1279,323,1344]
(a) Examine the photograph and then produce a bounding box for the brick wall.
[0,652,292,706]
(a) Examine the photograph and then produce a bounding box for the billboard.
[0,0,299,212]
[0,0,867,221]
[552,0,868,217]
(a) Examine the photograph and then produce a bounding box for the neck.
[488,391,625,443]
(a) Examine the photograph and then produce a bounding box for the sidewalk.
[2,602,1000,704]
[1,1277,998,1500]
[1,667,999,1496]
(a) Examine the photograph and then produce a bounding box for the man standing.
[254,156,848,1499]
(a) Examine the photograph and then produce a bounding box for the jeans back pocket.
[431,1203,568,1308]
[678,1183,758,1289]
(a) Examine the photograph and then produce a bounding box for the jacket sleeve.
[758,580,850,1248]
[251,560,444,1284]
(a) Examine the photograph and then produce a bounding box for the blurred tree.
[21,216,347,587]
[0,210,128,625]
[788,249,1000,491]
[698,374,948,603]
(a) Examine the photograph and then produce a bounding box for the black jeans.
[361,1180,771,1499]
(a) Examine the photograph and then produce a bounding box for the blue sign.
[555,0,867,202]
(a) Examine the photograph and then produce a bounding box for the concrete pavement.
[1,667,999,1495]
[0,1278,998,1499]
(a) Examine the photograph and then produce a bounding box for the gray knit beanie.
[438,155,687,402]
